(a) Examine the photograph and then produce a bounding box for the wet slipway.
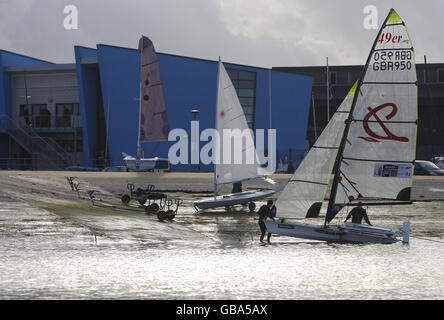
[0,171,443,299]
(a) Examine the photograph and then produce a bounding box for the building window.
[56,103,80,128]
[226,68,257,129]
[19,104,50,128]
[325,71,337,85]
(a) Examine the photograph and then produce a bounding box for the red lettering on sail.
[358,103,409,143]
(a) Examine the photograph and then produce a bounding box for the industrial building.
[0,46,313,171]
[274,63,444,160]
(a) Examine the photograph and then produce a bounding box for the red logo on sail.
[358,103,409,143]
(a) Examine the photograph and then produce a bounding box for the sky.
[0,0,441,68]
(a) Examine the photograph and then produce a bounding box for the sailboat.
[193,59,282,211]
[123,35,170,172]
[265,9,416,244]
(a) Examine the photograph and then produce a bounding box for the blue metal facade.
[1,46,313,171]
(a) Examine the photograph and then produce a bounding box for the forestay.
[275,81,359,219]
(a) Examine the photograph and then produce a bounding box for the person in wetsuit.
[257,200,276,243]
[344,202,372,225]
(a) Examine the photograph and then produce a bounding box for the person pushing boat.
[257,200,276,243]
[344,202,372,225]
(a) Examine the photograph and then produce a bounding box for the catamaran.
[123,35,170,172]
[265,9,416,244]
[193,59,282,211]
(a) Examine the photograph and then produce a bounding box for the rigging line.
[409,236,444,245]
[338,170,363,197]
[342,157,414,164]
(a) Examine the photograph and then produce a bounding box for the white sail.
[138,35,169,144]
[275,81,358,219]
[334,9,417,205]
[215,60,262,185]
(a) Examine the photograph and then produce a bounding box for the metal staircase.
[0,114,73,170]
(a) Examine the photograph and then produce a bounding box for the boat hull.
[194,188,281,210]
[123,157,169,172]
[264,220,400,244]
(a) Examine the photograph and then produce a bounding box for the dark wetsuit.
[345,206,372,225]
[257,205,275,242]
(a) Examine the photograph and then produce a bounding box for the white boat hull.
[123,155,170,172]
[264,220,402,244]
[194,187,282,210]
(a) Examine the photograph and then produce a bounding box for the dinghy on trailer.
[193,59,280,211]
[265,9,416,244]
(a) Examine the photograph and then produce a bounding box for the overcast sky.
[0,0,441,68]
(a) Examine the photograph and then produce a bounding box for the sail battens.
[385,22,405,27]
[361,81,417,85]
[289,179,329,186]
[312,146,339,150]
[352,119,417,124]
[342,157,414,164]
[275,80,358,219]
[373,47,413,52]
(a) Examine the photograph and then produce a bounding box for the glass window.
[238,89,254,98]
[238,80,255,89]
[438,70,444,83]
[238,70,255,80]
[27,104,50,128]
[56,103,80,128]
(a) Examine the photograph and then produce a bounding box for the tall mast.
[324,9,396,227]
[137,35,143,158]
[326,57,330,122]
[214,57,222,199]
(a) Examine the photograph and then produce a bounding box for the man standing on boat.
[344,202,372,225]
[257,200,276,243]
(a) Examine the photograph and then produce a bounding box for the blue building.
[0,45,312,171]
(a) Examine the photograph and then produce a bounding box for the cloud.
[0,0,441,67]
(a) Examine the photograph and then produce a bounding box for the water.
[0,199,443,300]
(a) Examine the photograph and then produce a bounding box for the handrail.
[0,114,73,169]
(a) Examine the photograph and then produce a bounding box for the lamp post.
[191,109,200,171]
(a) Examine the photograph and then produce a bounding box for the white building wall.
[11,72,79,122]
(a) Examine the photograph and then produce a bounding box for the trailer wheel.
[166,210,176,220]
[157,211,167,221]
[248,202,256,212]
[138,198,147,205]
[151,203,160,212]
[145,205,154,213]
[121,194,130,204]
